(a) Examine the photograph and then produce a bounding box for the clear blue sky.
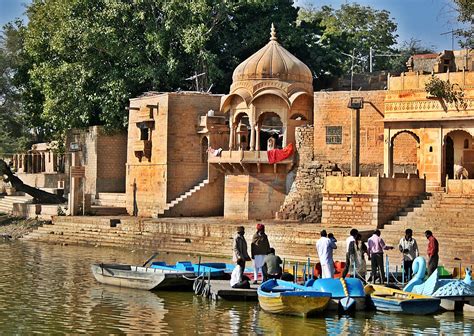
[1,0,469,51]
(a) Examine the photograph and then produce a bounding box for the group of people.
[231,224,282,288]
[230,223,440,288]
[316,228,439,282]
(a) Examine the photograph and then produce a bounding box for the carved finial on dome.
[270,23,277,41]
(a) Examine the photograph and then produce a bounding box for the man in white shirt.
[398,228,419,280]
[316,230,337,278]
[342,229,358,278]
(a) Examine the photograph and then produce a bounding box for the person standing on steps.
[316,230,337,278]
[398,228,419,280]
[233,226,251,283]
[368,229,394,283]
[342,229,358,278]
[425,230,439,276]
[251,223,271,284]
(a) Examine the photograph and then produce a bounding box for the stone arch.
[251,89,291,110]
[391,130,420,176]
[443,129,474,179]
[257,112,283,150]
[220,88,251,113]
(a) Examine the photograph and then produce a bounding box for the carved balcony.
[208,150,294,174]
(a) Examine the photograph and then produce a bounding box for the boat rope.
[340,277,349,297]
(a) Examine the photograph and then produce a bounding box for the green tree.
[18,0,305,141]
[298,3,398,73]
[453,0,473,48]
[0,21,30,155]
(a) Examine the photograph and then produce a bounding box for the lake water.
[0,241,473,334]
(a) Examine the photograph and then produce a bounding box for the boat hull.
[365,284,440,315]
[258,292,331,317]
[91,264,194,291]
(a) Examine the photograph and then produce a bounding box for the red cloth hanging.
[267,143,294,164]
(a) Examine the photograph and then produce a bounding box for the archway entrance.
[444,130,474,180]
[445,136,454,179]
[391,131,420,176]
[257,112,283,150]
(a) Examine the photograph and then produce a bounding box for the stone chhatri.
[232,24,312,84]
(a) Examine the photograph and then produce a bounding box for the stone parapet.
[322,176,426,228]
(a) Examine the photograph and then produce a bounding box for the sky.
[0,0,470,51]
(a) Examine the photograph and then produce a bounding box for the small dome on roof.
[232,24,313,85]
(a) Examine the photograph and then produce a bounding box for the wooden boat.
[258,279,331,317]
[91,263,195,291]
[305,277,366,312]
[365,284,441,315]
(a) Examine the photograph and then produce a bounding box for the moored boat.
[258,279,331,317]
[91,263,195,291]
[150,261,230,279]
[305,277,366,312]
[365,284,441,315]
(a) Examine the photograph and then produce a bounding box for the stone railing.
[11,152,65,174]
[446,178,474,195]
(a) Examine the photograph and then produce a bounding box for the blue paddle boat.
[403,257,474,311]
[258,279,332,317]
[150,261,230,279]
[305,277,366,313]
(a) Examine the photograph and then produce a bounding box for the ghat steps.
[23,216,374,263]
[90,193,127,216]
[380,192,474,267]
[0,195,33,214]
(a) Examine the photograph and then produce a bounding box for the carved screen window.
[326,126,342,144]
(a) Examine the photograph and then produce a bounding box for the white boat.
[91,263,195,291]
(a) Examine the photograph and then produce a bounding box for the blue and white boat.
[305,278,366,313]
[150,261,231,279]
[258,279,331,317]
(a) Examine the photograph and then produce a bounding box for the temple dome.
[232,24,313,85]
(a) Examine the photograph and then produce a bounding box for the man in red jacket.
[425,230,439,276]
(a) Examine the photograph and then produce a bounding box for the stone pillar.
[439,127,444,186]
[350,108,360,176]
[384,128,393,177]
[69,152,83,216]
[229,123,235,150]
[255,125,261,151]
[250,123,255,151]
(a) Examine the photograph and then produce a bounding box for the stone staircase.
[22,216,372,263]
[155,179,210,217]
[0,195,33,214]
[90,193,127,216]
[380,192,474,269]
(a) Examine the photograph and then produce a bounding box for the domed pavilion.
[209,24,314,219]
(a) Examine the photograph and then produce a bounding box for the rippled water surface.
[0,241,473,334]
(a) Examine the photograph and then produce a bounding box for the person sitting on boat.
[262,248,282,282]
[230,258,250,289]
[342,229,358,278]
[251,223,271,284]
[398,229,419,281]
[233,226,251,283]
[368,230,394,284]
[316,230,337,278]
[425,230,439,276]
[348,233,368,281]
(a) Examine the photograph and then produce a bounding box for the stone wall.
[276,125,341,222]
[224,172,287,220]
[322,175,426,228]
[313,90,387,176]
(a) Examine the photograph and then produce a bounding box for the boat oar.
[142,252,159,267]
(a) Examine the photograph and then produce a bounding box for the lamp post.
[348,97,364,177]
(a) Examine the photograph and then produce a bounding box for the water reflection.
[0,241,473,334]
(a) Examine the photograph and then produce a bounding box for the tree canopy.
[3,0,404,143]
[453,0,473,48]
